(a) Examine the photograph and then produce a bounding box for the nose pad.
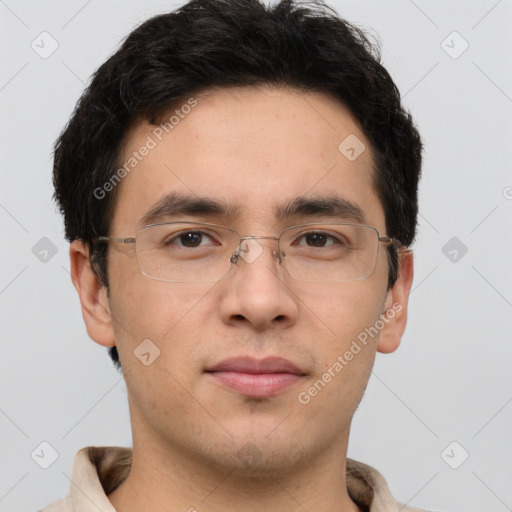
[236,239,264,264]
[229,238,284,266]
[272,248,285,263]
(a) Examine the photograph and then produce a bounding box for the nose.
[218,237,299,331]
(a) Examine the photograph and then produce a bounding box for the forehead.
[110,86,384,232]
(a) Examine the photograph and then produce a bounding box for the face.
[76,86,411,476]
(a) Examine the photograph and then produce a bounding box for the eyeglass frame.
[93,220,405,283]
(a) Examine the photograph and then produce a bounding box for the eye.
[294,231,345,248]
[165,230,217,248]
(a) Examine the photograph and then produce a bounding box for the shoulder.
[346,458,437,512]
[37,446,131,512]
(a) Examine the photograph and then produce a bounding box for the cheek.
[108,280,212,408]
[293,279,386,341]
[107,275,221,384]
[295,280,385,395]
[109,273,214,338]
[297,291,381,422]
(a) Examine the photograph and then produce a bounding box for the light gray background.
[1,1,511,511]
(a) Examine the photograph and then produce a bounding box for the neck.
[108,431,361,512]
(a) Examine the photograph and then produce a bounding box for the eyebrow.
[275,195,366,225]
[139,192,241,226]
[139,192,366,227]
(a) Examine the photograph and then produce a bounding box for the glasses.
[95,221,403,283]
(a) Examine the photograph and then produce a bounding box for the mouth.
[204,356,307,398]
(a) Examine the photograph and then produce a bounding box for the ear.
[69,240,116,348]
[377,249,414,354]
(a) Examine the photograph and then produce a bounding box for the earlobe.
[377,250,414,354]
[69,240,116,348]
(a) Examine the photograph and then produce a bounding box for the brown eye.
[179,232,203,247]
[165,230,215,248]
[304,233,328,247]
[294,231,343,248]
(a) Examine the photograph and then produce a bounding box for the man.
[44,0,428,510]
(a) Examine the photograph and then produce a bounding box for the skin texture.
[70,86,414,512]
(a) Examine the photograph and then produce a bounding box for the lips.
[206,356,304,375]
[205,357,306,398]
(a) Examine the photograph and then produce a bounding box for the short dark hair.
[53,0,422,371]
